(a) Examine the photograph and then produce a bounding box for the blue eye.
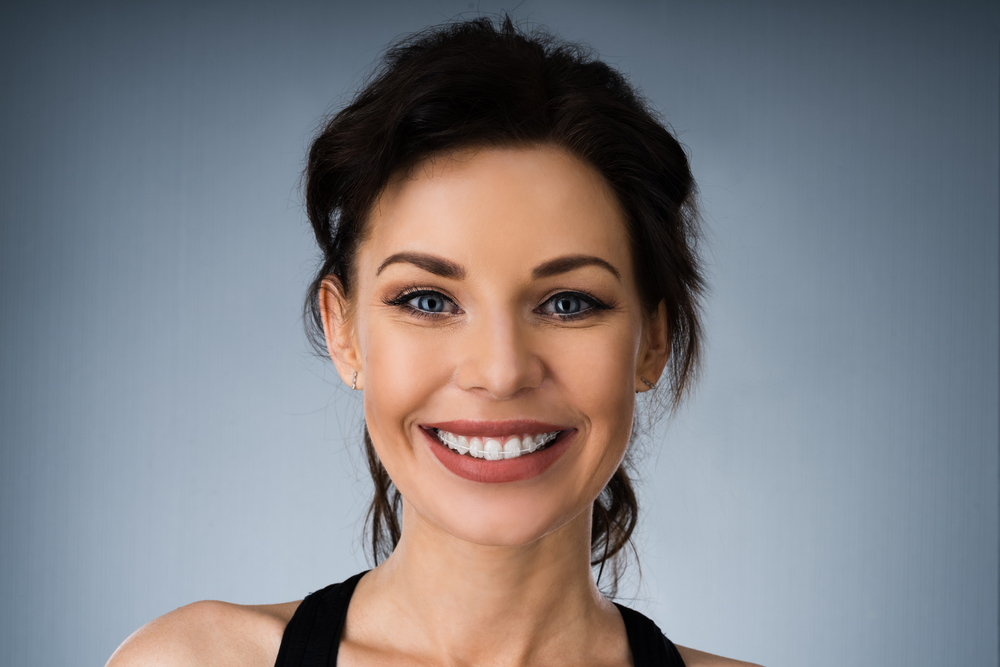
[542,292,593,316]
[383,288,462,318]
[406,292,455,314]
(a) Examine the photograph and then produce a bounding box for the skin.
[106,146,760,667]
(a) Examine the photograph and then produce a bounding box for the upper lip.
[421,419,571,437]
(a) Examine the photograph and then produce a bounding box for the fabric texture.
[274,571,686,666]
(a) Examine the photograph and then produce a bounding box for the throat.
[349,544,618,667]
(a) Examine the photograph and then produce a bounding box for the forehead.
[359,145,633,275]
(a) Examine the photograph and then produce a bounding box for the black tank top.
[274,572,686,666]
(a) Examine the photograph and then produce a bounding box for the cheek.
[362,322,449,445]
[360,322,455,526]
[540,325,639,497]
[549,324,637,429]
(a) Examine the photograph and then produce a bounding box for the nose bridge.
[457,304,542,398]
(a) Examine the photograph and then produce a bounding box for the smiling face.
[321,145,668,548]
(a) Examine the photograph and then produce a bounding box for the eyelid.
[540,289,607,306]
[383,285,614,320]
[383,285,462,316]
[536,289,614,319]
[385,284,455,303]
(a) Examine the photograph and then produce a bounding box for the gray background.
[0,1,996,665]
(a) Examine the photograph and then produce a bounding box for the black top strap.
[615,602,687,666]
[275,572,685,666]
[273,572,367,667]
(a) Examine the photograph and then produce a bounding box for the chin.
[415,487,581,549]
[456,513,567,548]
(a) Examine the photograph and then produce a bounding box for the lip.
[422,419,571,437]
[420,422,576,484]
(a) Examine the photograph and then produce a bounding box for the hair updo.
[303,15,705,594]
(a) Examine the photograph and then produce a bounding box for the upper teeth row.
[435,429,559,460]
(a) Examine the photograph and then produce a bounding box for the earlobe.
[318,275,363,390]
[636,301,670,393]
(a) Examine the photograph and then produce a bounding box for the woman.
[108,16,759,667]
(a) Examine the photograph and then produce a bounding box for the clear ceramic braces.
[435,429,559,460]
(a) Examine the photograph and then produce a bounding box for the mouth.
[432,428,560,460]
[420,420,576,483]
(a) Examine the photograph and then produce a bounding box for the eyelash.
[382,286,459,320]
[382,285,616,321]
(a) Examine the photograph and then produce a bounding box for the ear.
[318,275,364,390]
[636,300,670,393]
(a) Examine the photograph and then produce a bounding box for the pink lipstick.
[420,420,575,484]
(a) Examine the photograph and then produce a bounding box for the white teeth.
[468,437,484,458]
[484,439,503,460]
[434,429,561,460]
[503,438,522,459]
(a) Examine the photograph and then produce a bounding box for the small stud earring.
[640,377,656,391]
[352,371,358,390]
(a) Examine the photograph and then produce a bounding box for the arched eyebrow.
[375,252,620,282]
[532,255,621,281]
[376,252,466,278]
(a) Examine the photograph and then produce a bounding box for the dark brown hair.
[303,15,705,595]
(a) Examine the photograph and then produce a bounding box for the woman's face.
[323,145,667,548]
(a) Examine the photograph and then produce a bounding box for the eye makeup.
[382,283,617,323]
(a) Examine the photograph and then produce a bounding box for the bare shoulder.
[105,598,301,667]
[676,644,765,667]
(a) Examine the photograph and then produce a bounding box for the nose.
[454,309,544,400]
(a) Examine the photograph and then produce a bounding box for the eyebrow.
[376,252,466,279]
[532,254,621,281]
[375,251,621,282]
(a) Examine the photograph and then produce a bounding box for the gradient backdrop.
[1,1,997,665]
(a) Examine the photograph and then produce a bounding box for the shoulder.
[675,644,765,667]
[105,598,301,667]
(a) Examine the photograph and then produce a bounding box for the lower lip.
[422,428,575,484]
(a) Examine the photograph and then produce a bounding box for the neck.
[352,501,625,666]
